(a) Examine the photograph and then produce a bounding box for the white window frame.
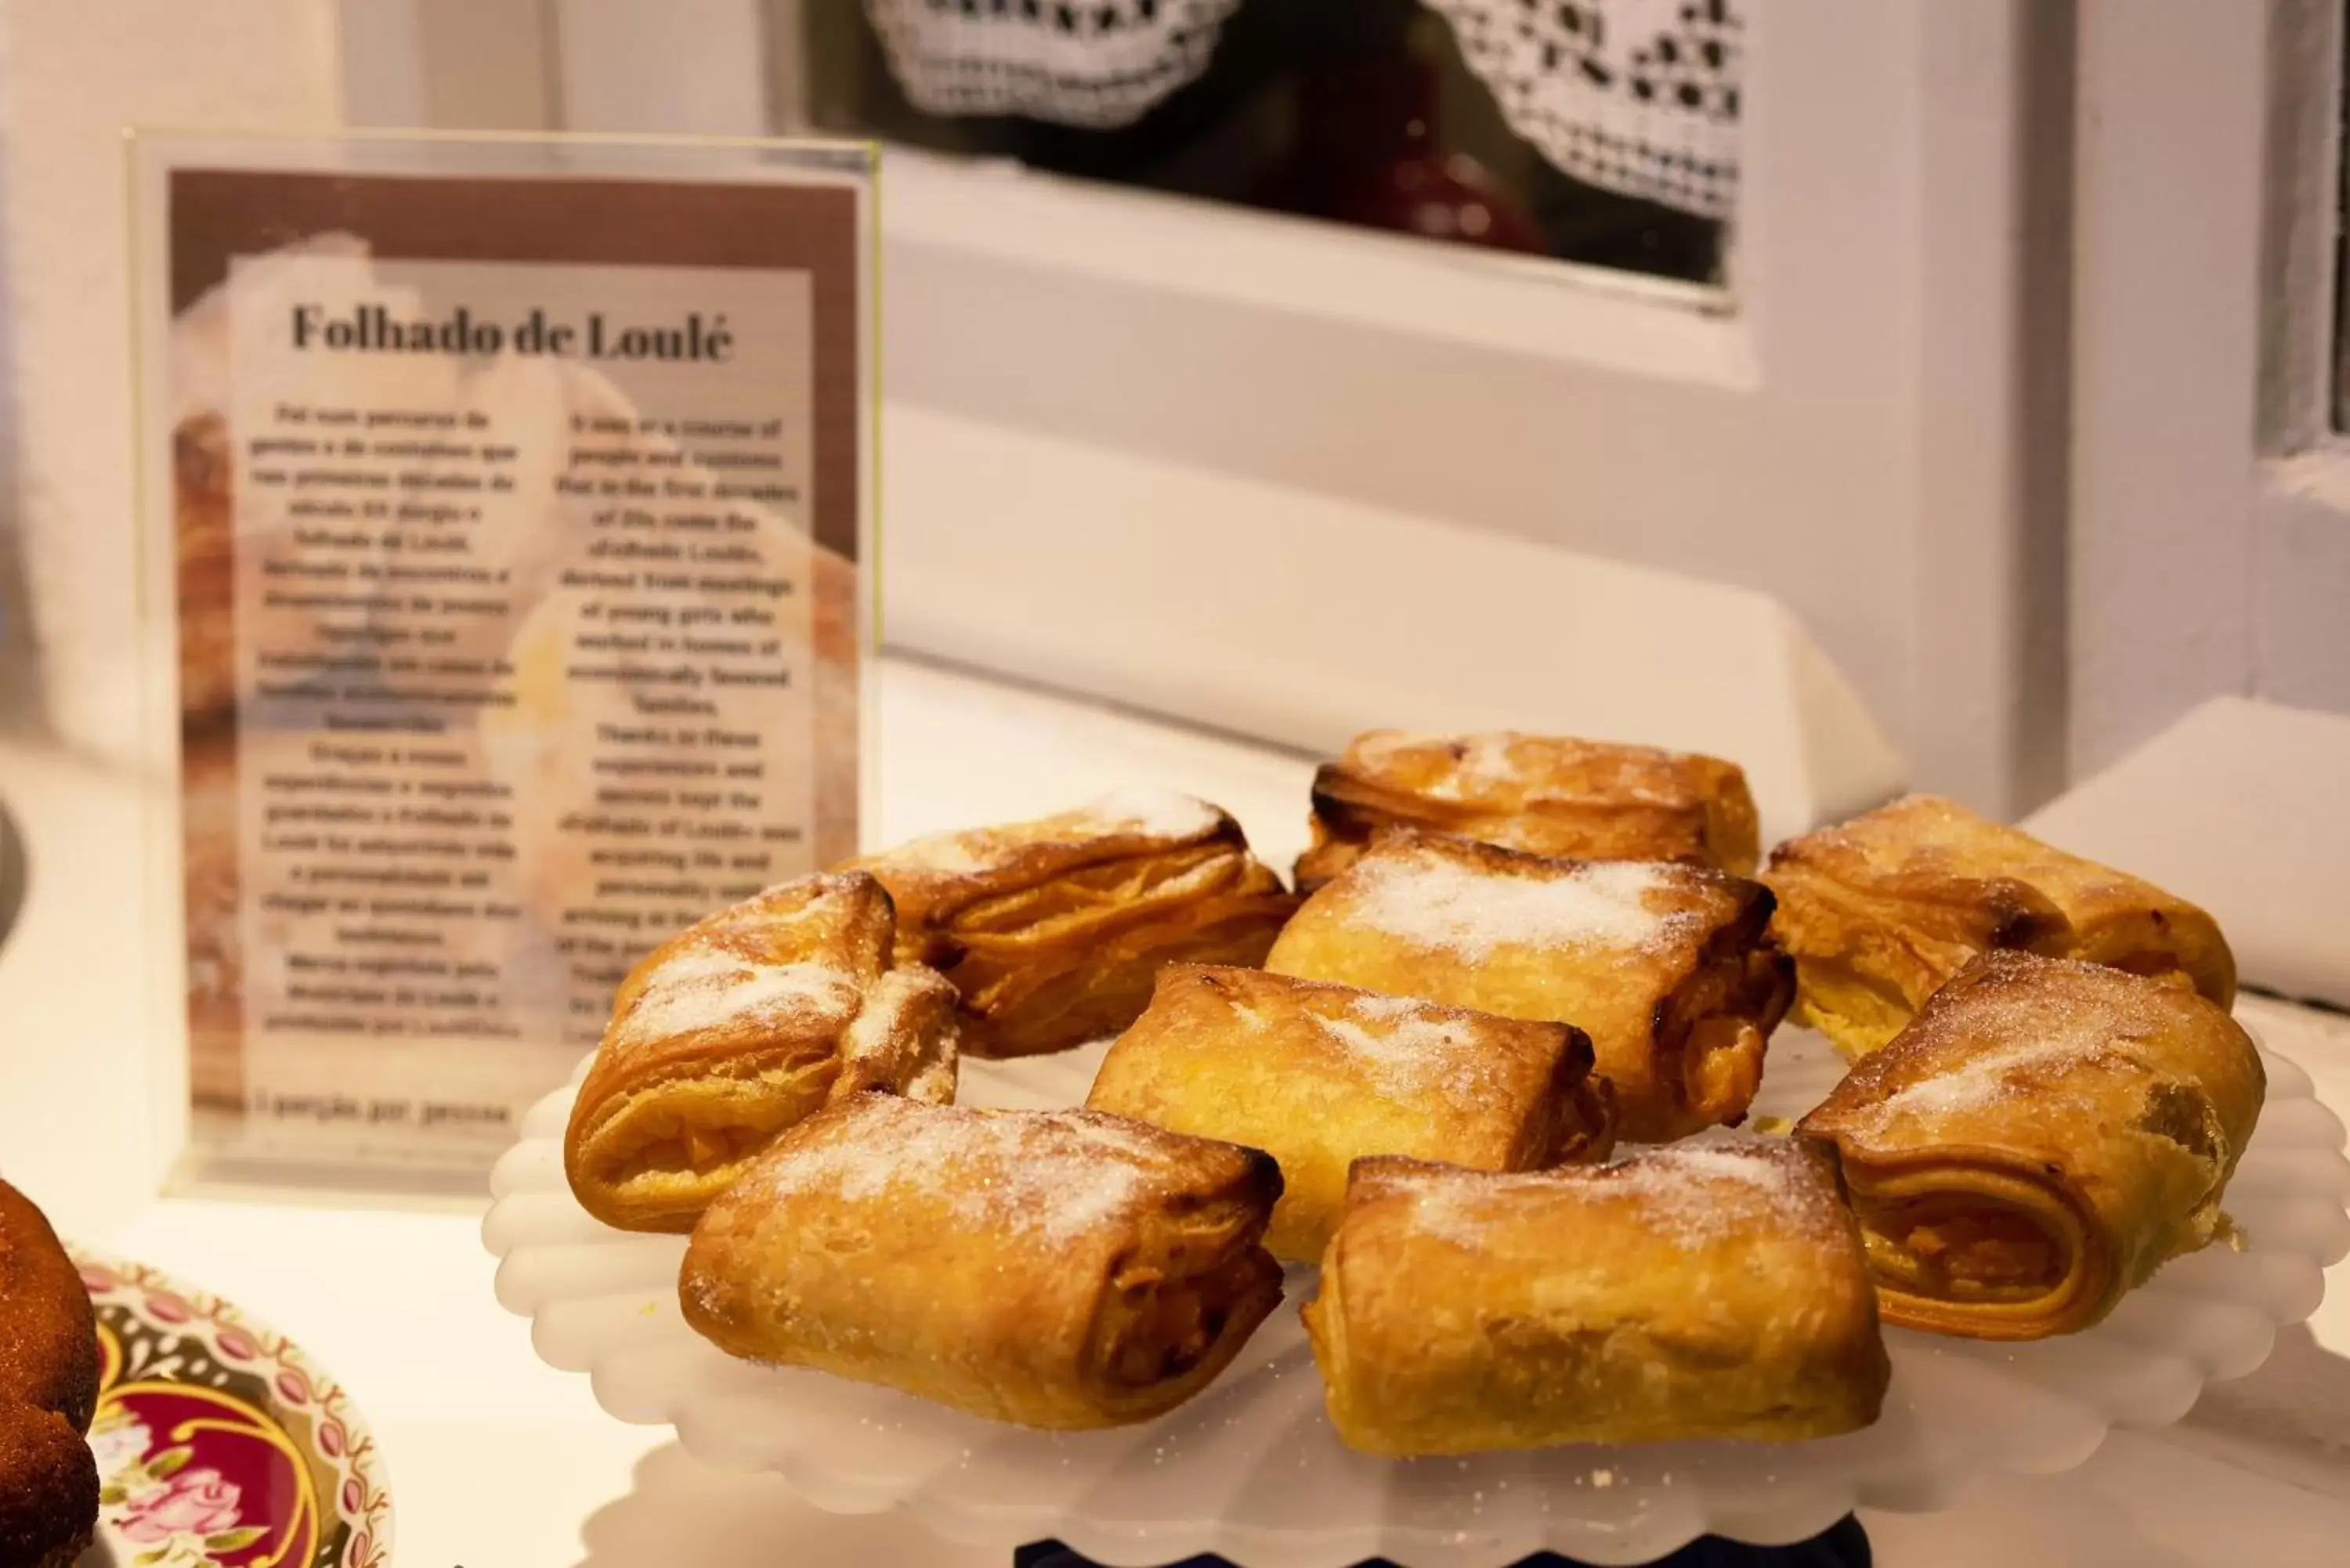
[2071,0,2350,779]
[342,0,2064,818]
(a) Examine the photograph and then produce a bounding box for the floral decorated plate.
[68,1251,392,1568]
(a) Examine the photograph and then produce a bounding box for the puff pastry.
[1296,730,1759,891]
[1765,793,2236,1057]
[1265,829,1791,1142]
[682,1094,1285,1429]
[565,872,959,1232]
[1797,950,2263,1340]
[1303,1140,1889,1454]
[844,789,1299,1059]
[1086,965,1617,1260]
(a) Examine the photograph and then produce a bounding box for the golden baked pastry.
[828,965,961,1105]
[1296,729,1759,891]
[844,789,1299,1058]
[565,872,959,1233]
[682,1094,1285,1429]
[1303,1140,1889,1454]
[1,1180,100,1568]
[1265,829,1791,1142]
[1087,965,1616,1260]
[1765,793,2236,1057]
[1798,950,2263,1340]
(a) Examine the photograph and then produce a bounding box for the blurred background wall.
[0,0,339,755]
[2,0,2343,823]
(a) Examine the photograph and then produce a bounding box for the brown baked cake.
[0,1180,99,1568]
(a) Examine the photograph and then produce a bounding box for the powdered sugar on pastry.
[721,873,859,920]
[871,829,990,874]
[1346,992,1441,1023]
[1347,731,1701,807]
[1403,1142,1829,1251]
[1596,1144,1822,1246]
[833,967,960,1104]
[742,1100,1195,1248]
[1437,732,1525,799]
[1851,983,2146,1132]
[1311,997,1502,1098]
[1083,786,1224,841]
[1402,732,1519,800]
[1347,851,1679,959]
[613,955,860,1046]
[1401,1169,1560,1249]
[869,790,1222,871]
[1867,1040,2113,1128]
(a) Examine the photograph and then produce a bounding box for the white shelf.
[6,656,2350,1566]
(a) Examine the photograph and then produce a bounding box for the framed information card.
[132,132,875,1185]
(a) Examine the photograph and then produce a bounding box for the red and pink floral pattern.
[74,1252,394,1568]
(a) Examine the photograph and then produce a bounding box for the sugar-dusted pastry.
[1764,793,2236,1057]
[1797,950,2263,1341]
[1086,966,1617,1260]
[682,1094,1285,1429]
[829,965,961,1105]
[1296,729,1760,892]
[1303,1140,1889,1454]
[565,872,960,1232]
[843,789,1299,1058]
[1265,829,1791,1142]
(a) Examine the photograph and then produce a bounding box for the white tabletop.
[5,656,2348,1567]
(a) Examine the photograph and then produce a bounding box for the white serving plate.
[483,1027,2350,1567]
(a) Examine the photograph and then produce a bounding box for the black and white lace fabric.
[1426,0,1744,219]
[862,0,1246,129]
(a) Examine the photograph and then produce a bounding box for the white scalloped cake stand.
[484,1026,2350,1568]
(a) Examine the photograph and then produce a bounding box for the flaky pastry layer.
[565,873,958,1233]
[1296,730,1759,891]
[844,791,1299,1057]
[1303,1142,1888,1454]
[1265,829,1791,1142]
[1765,794,2236,1057]
[682,1096,1285,1429]
[1087,965,1615,1260]
[1798,949,2263,1339]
